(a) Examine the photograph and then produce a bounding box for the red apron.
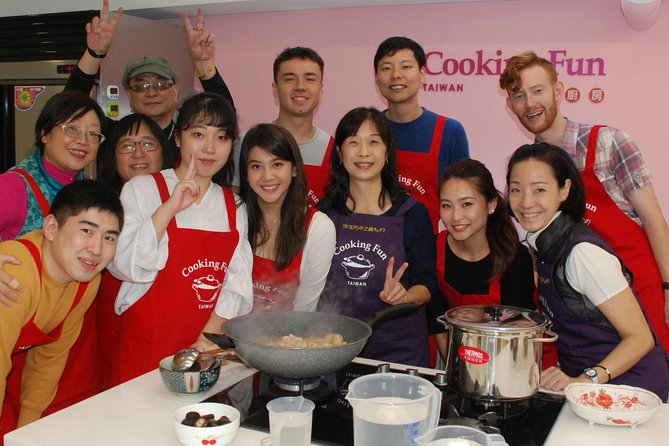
[581,125,669,352]
[252,208,316,312]
[105,173,240,386]
[435,232,558,369]
[11,169,50,216]
[395,116,446,233]
[303,136,334,207]
[95,271,123,391]
[1,239,88,439]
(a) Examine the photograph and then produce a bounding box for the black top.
[318,194,438,298]
[427,240,536,333]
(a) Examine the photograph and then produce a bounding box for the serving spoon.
[171,348,200,372]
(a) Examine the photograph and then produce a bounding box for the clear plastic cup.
[266,396,315,446]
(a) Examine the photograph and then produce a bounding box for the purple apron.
[536,226,669,401]
[324,197,429,367]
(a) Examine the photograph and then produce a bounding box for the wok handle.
[366,303,418,329]
[203,332,236,349]
[528,328,559,343]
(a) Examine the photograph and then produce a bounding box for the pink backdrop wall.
[195,0,669,212]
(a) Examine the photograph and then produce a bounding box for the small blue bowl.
[159,355,221,394]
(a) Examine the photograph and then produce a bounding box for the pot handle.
[436,315,449,331]
[527,328,558,343]
[203,332,236,349]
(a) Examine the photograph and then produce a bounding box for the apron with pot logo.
[323,197,429,367]
[395,115,445,233]
[536,218,669,400]
[1,239,89,437]
[303,136,334,206]
[107,173,239,386]
[252,208,317,312]
[580,125,669,353]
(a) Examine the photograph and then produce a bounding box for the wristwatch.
[584,367,599,383]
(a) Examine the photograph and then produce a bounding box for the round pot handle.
[528,328,558,343]
[436,315,449,331]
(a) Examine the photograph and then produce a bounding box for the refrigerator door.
[98,14,194,120]
[12,85,65,165]
[0,60,74,172]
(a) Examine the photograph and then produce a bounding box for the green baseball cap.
[122,55,177,89]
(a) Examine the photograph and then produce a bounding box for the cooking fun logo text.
[423,49,606,93]
[182,257,228,277]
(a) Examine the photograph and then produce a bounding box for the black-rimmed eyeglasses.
[116,139,160,154]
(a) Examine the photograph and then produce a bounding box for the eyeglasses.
[128,81,175,92]
[60,124,105,144]
[116,138,160,154]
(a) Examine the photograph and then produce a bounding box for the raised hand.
[379,257,409,305]
[169,154,201,213]
[0,254,23,307]
[86,0,123,56]
[181,8,216,78]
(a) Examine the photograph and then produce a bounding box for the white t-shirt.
[526,212,629,306]
[108,169,254,318]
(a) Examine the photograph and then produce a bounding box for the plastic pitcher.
[414,426,509,446]
[345,373,442,446]
[266,396,315,446]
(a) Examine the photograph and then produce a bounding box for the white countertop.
[5,359,667,446]
[3,361,308,446]
[544,401,669,445]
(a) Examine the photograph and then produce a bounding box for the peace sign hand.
[86,0,123,55]
[168,155,200,213]
[182,8,216,76]
[379,257,409,305]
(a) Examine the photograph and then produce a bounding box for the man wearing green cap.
[65,1,233,147]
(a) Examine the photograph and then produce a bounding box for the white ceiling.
[0,0,509,19]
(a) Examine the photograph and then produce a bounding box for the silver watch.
[584,367,599,383]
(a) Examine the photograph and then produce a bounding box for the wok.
[204,304,416,378]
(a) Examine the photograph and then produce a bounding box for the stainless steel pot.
[437,305,558,401]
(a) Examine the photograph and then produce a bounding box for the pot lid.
[444,305,548,330]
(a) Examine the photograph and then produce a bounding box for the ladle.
[171,348,200,372]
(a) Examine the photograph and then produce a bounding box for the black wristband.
[87,47,106,59]
[662,281,669,290]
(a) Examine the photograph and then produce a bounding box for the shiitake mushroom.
[181,411,232,427]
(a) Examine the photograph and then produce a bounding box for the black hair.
[327,107,406,213]
[273,47,325,82]
[239,124,309,270]
[373,36,426,72]
[51,179,124,230]
[505,142,586,221]
[440,159,518,279]
[97,114,171,194]
[175,92,238,186]
[35,90,106,150]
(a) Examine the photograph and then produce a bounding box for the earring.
[489,208,495,214]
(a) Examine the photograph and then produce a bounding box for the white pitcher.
[345,373,441,446]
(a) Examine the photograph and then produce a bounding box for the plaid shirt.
[561,119,651,226]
